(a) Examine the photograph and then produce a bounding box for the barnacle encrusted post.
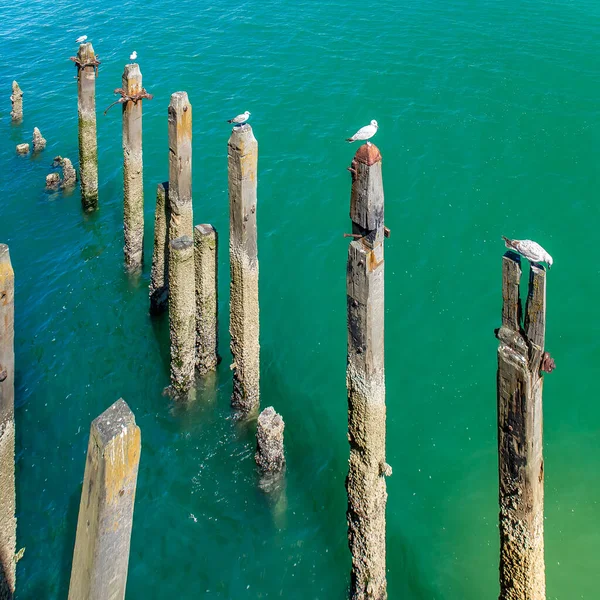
[346,143,389,600]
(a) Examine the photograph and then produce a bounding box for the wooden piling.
[168,92,193,241]
[149,182,170,315]
[75,43,98,211]
[68,399,140,600]
[32,128,46,153]
[496,254,547,600]
[228,124,259,416]
[122,63,144,271]
[168,236,195,397]
[345,143,389,600]
[255,407,285,474]
[0,245,16,598]
[10,82,22,122]
[194,224,219,375]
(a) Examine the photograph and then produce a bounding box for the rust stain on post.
[0,245,16,599]
[75,43,99,211]
[496,253,546,600]
[68,399,141,600]
[346,143,388,600]
[122,63,144,271]
[228,123,259,417]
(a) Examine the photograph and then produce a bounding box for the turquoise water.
[1,0,599,597]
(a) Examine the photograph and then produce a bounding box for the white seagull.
[227,111,251,125]
[502,236,553,269]
[346,120,378,144]
[75,35,88,44]
[130,50,137,61]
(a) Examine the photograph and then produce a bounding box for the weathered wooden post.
[32,128,46,152]
[255,407,285,474]
[194,224,219,375]
[345,143,390,600]
[68,399,141,600]
[10,82,22,122]
[228,124,259,417]
[168,236,195,397]
[149,182,170,315]
[168,92,193,241]
[122,63,144,271]
[496,253,548,600]
[72,43,99,211]
[0,245,16,598]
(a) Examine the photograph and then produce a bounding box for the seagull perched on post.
[502,236,553,269]
[130,50,137,61]
[346,120,378,145]
[227,111,250,125]
[75,35,88,44]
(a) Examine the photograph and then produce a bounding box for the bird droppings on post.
[496,251,547,600]
[228,123,260,418]
[345,142,388,600]
[10,81,22,122]
[71,42,99,211]
[150,182,170,315]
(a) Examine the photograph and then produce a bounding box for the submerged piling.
[228,124,259,417]
[149,182,170,315]
[68,399,140,600]
[255,407,285,474]
[0,245,16,598]
[10,82,22,122]
[496,254,547,600]
[345,143,389,600]
[122,63,145,271]
[168,92,193,241]
[74,42,99,211]
[168,236,195,397]
[194,224,219,375]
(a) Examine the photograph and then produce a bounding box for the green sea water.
[1,0,599,597]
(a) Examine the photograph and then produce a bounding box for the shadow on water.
[56,485,82,598]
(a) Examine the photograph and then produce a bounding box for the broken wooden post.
[496,253,547,600]
[74,43,99,211]
[10,82,22,122]
[194,224,219,375]
[122,63,144,271]
[0,245,16,598]
[255,407,285,474]
[32,128,46,152]
[149,182,170,315]
[168,235,195,397]
[346,143,389,600]
[68,399,140,600]
[228,124,259,417]
[15,144,28,155]
[168,92,193,241]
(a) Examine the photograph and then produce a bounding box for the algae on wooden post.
[194,224,219,375]
[168,92,193,242]
[0,245,16,599]
[345,143,389,600]
[168,236,195,397]
[75,43,98,211]
[149,182,170,315]
[68,399,141,600]
[496,254,547,600]
[228,124,259,417]
[122,63,144,271]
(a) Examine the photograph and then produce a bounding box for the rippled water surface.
[1,0,600,597]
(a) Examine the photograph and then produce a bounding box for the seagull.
[227,111,250,125]
[130,50,137,61]
[346,120,378,145]
[75,35,88,44]
[502,236,553,269]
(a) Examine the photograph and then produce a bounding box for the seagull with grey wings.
[346,120,378,145]
[228,111,250,125]
[502,236,553,269]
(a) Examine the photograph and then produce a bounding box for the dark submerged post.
[496,254,547,600]
[149,182,170,315]
[345,143,389,600]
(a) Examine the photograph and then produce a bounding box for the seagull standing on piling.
[227,111,251,125]
[502,236,553,268]
[75,35,88,44]
[130,50,137,61]
[346,120,378,145]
